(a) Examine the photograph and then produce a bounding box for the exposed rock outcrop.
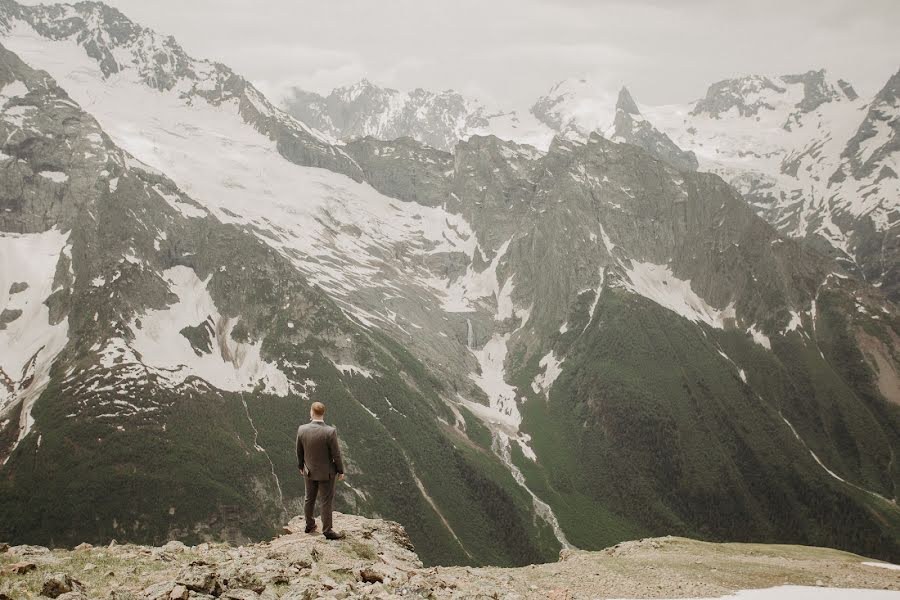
[1,513,898,599]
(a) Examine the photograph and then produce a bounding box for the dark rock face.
[691,75,787,118]
[612,87,699,171]
[691,70,855,119]
[782,69,855,113]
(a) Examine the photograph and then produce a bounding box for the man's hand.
[337,473,345,481]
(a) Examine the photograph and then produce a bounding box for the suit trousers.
[304,476,337,533]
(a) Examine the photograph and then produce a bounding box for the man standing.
[295,401,346,540]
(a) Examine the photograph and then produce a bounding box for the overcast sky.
[61,0,900,108]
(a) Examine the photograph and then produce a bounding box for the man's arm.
[296,428,305,474]
[329,428,344,476]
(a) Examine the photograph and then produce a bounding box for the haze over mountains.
[0,0,897,573]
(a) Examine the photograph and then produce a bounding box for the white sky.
[43,0,900,108]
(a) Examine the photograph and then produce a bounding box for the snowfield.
[614,586,900,599]
[0,228,71,459]
[129,266,290,396]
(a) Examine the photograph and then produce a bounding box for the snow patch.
[862,562,900,571]
[467,333,520,430]
[331,362,373,379]
[38,170,68,183]
[624,261,736,329]
[129,266,288,395]
[531,351,564,397]
[611,586,900,599]
[0,229,70,459]
[747,324,772,349]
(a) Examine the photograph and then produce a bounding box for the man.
[295,401,346,540]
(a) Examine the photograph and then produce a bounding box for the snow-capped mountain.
[0,0,898,568]
[283,80,554,152]
[552,71,900,298]
[286,70,898,300]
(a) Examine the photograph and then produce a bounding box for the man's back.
[296,421,343,481]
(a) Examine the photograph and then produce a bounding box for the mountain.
[0,2,557,567]
[2,513,899,599]
[285,71,898,301]
[282,80,553,152]
[0,0,898,570]
[645,69,899,301]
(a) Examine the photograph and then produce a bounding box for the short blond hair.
[311,402,326,417]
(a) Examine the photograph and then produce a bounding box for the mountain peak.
[691,69,859,118]
[616,86,640,115]
[781,68,858,111]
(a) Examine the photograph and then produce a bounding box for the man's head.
[310,402,326,420]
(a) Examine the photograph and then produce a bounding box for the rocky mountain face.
[2,512,899,600]
[282,80,553,152]
[285,69,898,301]
[0,0,898,573]
[645,69,899,301]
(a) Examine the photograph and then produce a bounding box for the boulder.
[142,580,176,600]
[9,544,50,556]
[358,567,384,584]
[223,569,265,593]
[279,584,321,600]
[168,584,189,600]
[6,561,37,575]
[221,590,260,600]
[176,565,224,596]
[40,573,84,598]
[161,541,188,553]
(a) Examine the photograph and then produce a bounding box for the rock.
[162,541,188,553]
[108,592,142,600]
[168,584,189,600]
[279,583,322,600]
[6,561,37,575]
[9,544,50,556]
[142,581,176,600]
[221,590,260,600]
[358,567,384,584]
[82,563,96,572]
[559,549,577,562]
[0,543,8,553]
[176,565,224,596]
[225,569,265,593]
[41,573,84,598]
[56,593,88,600]
[74,542,93,551]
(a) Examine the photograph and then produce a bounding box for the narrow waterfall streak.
[466,318,475,349]
[493,432,573,549]
[780,413,897,507]
[241,393,285,510]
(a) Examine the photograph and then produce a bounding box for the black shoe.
[305,523,317,534]
[323,530,345,540]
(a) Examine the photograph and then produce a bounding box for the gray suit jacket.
[296,421,344,481]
